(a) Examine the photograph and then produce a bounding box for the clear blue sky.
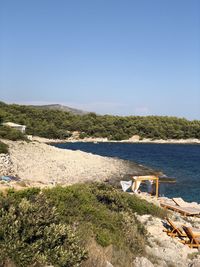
[0,0,199,119]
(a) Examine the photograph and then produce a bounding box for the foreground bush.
[0,195,87,267]
[0,141,8,154]
[0,183,167,266]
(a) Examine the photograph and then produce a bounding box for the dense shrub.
[0,194,87,267]
[6,187,41,205]
[91,183,166,218]
[0,141,8,154]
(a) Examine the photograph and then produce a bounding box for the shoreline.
[31,136,200,145]
[0,139,160,190]
[0,138,197,199]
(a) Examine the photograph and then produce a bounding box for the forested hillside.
[29,103,88,115]
[0,101,200,140]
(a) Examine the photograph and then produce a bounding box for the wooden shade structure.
[131,175,159,198]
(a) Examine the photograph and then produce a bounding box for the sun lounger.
[163,218,200,240]
[160,202,200,216]
[172,197,188,207]
[172,197,200,212]
[182,226,200,248]
[163,217,187,238]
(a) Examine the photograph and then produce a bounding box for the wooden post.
[156,176,159,198]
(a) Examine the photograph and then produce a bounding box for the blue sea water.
[54,142,200,203]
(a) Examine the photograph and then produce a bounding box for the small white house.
[3,122,26,133]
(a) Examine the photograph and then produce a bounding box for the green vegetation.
[0,194,86,267]
[0,125,27,141]
[0,104,27,141]
[0,141,8,154]
[1,101,200,140]
[0,183,167,266]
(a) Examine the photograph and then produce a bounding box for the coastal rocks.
[189,257,200,267]
[123,138,200,144]
[0,153,15,176]
[146,245,189,267]
[125,135,141,142]
[32,135,200,145]
[133,256,154,267]
[105,261,114,267]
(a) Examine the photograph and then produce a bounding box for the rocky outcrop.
[133,257,154,267]
[0,153,16,176]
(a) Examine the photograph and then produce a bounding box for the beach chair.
[163,217,186,238]
[182,226,200,248]
[172,197,188,207]
[160,202,200,216]
[172,197,200,212]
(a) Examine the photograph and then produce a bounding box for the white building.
[3,122,26,133]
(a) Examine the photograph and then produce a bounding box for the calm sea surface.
[54,143,200,203]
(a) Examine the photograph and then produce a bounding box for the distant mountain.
[29,104,89,115]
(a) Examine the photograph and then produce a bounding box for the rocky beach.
[0,139,157,189]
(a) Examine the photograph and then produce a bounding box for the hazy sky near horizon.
[0,0,200,119]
